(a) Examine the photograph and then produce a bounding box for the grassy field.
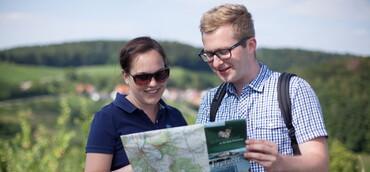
[75,64,121,78]
[359,153,370,171]
[0,62,209,84]
[0,62,200,132]
[0,62,64,84]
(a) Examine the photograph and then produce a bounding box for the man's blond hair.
[199,4,255,40]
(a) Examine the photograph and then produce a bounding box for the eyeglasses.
[129,68,170,86]
[198,37,252,63]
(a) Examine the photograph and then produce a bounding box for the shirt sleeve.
[85,106,130,170]
[86,109,117,154]
[291,77,328,143]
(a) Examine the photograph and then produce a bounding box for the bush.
[329,139,360,171]
[0,98,77,171]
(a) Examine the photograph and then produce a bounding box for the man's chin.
[218,75,231,83]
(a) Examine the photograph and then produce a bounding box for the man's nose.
[212,55,224,66]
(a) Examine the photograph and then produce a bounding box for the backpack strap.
[278,72,301,155]
[210,82,227,122]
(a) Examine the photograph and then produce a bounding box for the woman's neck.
[126,94,159,123]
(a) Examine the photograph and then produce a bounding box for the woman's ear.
[122,70,129,84]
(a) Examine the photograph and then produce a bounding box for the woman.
[84,37,188,171]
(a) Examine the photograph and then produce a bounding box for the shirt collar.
[247,62,272,92]
[226,62,272,94]
[113,93,167,113]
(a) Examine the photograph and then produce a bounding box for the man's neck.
[233,64,261,96]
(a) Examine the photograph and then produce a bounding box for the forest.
[0,40,369,171]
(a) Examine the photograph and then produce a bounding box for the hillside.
[0,40,369,154]
[1,40,366,72]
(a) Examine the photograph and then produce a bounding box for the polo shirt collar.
[113,93,167,113]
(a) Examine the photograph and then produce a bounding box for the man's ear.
[248,38,257,50]
[247,38,257,55]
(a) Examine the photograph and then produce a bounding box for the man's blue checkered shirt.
[196,63,328,171]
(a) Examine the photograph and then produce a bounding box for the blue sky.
[1,0,370,56]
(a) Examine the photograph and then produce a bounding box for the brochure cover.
[204,119,250,172]
[121,124,210,172]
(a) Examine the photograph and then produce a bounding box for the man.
[196,4,329,171]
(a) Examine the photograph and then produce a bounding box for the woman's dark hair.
[119,37,167,73]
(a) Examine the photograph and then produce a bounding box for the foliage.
[0,96,61,140]
[292,58,370,153]
[328,139,360,171]
[1,40,370,170]
[161,41,211,72]
[0,98,76,171]
[164,100,198,125]
[0,93,366,171]
[0,95,198,171]
[257,48,358,72]
[0,41,124,67]
[168,67,221,89]
[1,56,370,153]
[359,153,370,172]
[68,97,96,170]
[2,40,365,72]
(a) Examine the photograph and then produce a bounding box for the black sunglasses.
[129,68,170,86]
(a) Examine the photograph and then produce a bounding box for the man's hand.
[244,139,281,171]
[244,137,329,172]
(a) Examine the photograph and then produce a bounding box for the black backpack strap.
[210,82,227,122]
[278,72,301,155]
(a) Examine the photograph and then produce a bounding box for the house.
[110,84,130,99]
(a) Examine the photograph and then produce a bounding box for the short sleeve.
[86,110,116,154]
[291,78,328,143]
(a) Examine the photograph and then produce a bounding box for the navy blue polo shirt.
[86,93,188,171]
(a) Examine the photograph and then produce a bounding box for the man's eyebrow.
[203,47,229,53]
